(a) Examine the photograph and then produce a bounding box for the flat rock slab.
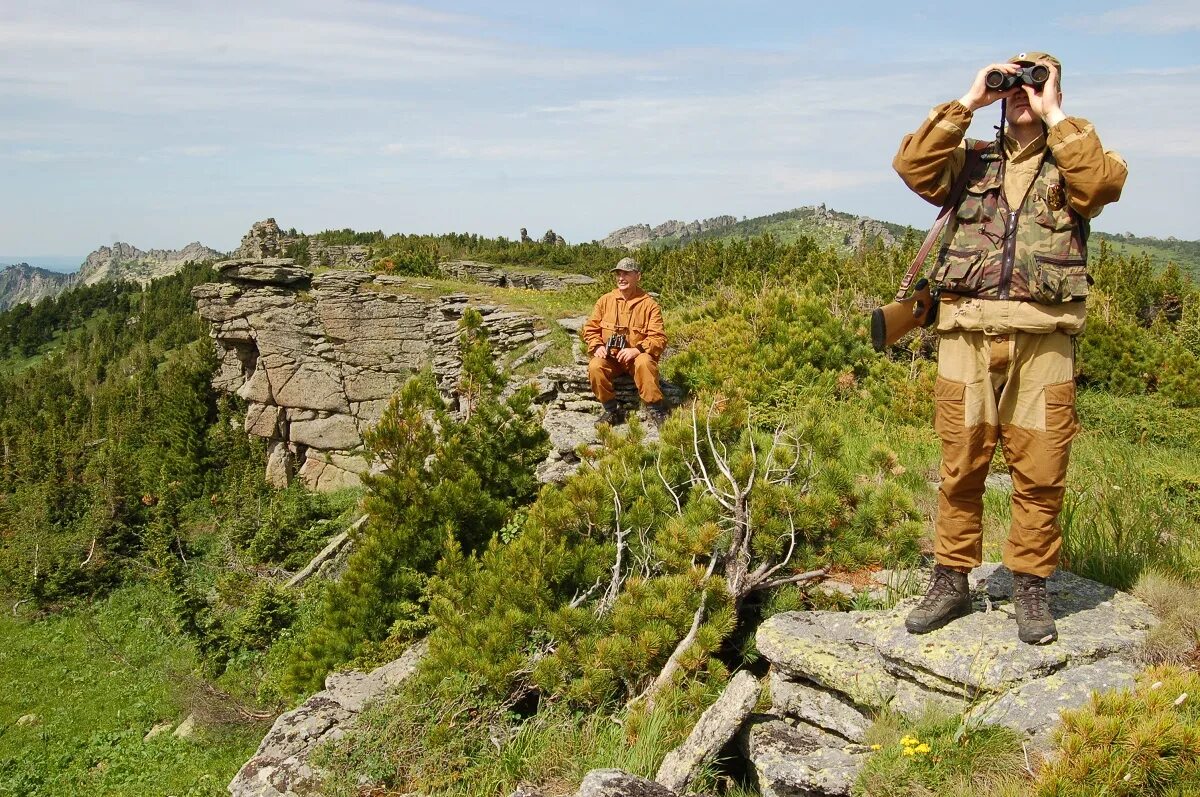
[877,568,1154,694]
[757,566,1157,758]
[743,717,868,797]
[971,657,1139,749]
[768,671,871,743]
[756,611,897,706]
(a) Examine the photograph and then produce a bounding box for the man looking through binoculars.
[893,52,1126,644]
[582,257,669,426]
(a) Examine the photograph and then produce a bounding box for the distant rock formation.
[0,264,71,310]
[599,215,737,249]
[237,218,371,270]
[75,241,224,286]
[0,239,224,311]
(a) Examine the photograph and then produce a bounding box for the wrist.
[1043,108,1067,128]
[956,95,980,113]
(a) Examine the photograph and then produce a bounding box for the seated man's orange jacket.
[581,288,667,359]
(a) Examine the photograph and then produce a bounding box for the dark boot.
[905,564,971,634]
[1012,572,1057,644]
[597,400,626,427]
[647,402,670,427]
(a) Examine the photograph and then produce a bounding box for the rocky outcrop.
[76,241,224,286]
[0,263,70,310]
[236,219,288,259]
[747,563,1156,795]
[438,260,596,291]
[194,260,543,491]
[228,641,426,797]
[599,216,737,248]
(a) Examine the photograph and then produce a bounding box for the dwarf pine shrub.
[1036,665,1200,797]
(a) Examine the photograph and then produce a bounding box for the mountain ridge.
[0,240,225,310]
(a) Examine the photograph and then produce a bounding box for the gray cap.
[611,256,641,273]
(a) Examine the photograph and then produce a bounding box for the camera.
[985,64,1050,92]
[606,333,628,357]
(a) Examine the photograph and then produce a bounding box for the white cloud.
[1065,0,1200,34]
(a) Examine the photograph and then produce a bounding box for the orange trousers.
[588,353,663,404]
[934,330,1078,578]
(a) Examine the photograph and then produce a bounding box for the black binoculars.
[606,333,628,356]
[985,64,1050,92]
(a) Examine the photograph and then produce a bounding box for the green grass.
[0,584,264,797]
[316,675,721,797]
[856,709,1030,797]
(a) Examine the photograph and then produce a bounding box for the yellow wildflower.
[902,747,916,756]
[900,735,917,746]
[915,743,931,754]
[870,744,881,751]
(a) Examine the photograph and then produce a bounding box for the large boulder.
[748,563,1156,796]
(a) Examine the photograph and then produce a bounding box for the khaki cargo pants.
[934,330,1079,578]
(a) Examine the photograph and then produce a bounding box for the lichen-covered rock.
[656,671,760,792]
[742,716,868,797]
[768,671,871,742]
[877,565,1154,694]
[756,565,1158,761]
[756,611,897,706]
[575,770,679,797]
[229,642,426,797]
[971,657,1140,749]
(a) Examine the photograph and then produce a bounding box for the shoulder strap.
[893,144,986,302]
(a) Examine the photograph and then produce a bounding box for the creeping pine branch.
[633,553,722,709]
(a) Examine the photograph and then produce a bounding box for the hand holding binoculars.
[985,64,1050,92]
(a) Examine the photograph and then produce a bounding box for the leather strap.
[894,146,984,302]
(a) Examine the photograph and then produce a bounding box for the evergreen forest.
[0,225,1198,797]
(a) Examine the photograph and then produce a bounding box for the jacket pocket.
[933,247,985,293]
[1030,254,1091,303]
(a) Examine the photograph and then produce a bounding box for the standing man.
[893,53,1126,643]
[583,256,669,426]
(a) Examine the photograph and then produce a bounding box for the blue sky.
[1,0,1197,265]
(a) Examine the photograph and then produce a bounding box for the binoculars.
[985,64,1050,92]
[606,333,628,357]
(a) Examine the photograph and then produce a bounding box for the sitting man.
[893,52,1126,644]
[582,256,669,425]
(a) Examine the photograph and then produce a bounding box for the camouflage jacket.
[894,100,1127,308]
[935,141,1087,303]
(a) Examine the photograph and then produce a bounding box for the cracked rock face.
[194,260,539,491]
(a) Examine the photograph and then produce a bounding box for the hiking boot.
[647,402,670,427]
[1012,572,1057,644]
[596,401,626,427]
[905,564,972,634]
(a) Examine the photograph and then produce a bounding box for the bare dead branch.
[80,537,97,568]
[690,402,734,511]
[751,566,830,592]
[569,576,604,608]
[656,449,684,514]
